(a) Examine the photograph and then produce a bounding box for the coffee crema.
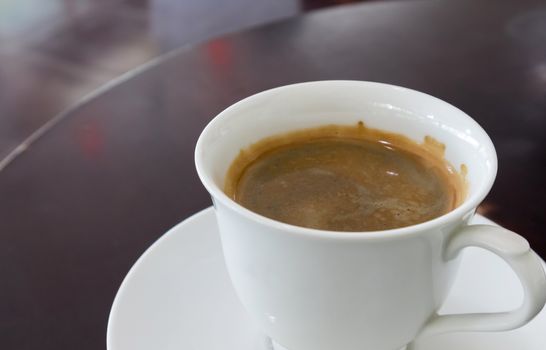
[225,122,465,232]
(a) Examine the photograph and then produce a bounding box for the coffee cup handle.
[410,224,546,347]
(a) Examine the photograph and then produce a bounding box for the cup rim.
[195,80,498,240]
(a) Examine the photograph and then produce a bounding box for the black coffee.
[225,123,464,232]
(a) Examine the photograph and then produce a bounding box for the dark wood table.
[2,1,545,349]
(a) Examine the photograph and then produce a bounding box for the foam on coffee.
[225,122,465,232]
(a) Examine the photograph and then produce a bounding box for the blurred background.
[0,0,370,161]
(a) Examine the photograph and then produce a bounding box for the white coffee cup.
[195,81,546,350]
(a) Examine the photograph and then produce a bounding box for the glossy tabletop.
[1,1,546,349]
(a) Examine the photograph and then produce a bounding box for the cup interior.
[195,81,497,230]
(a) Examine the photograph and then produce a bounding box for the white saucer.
[107,208,546,350]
